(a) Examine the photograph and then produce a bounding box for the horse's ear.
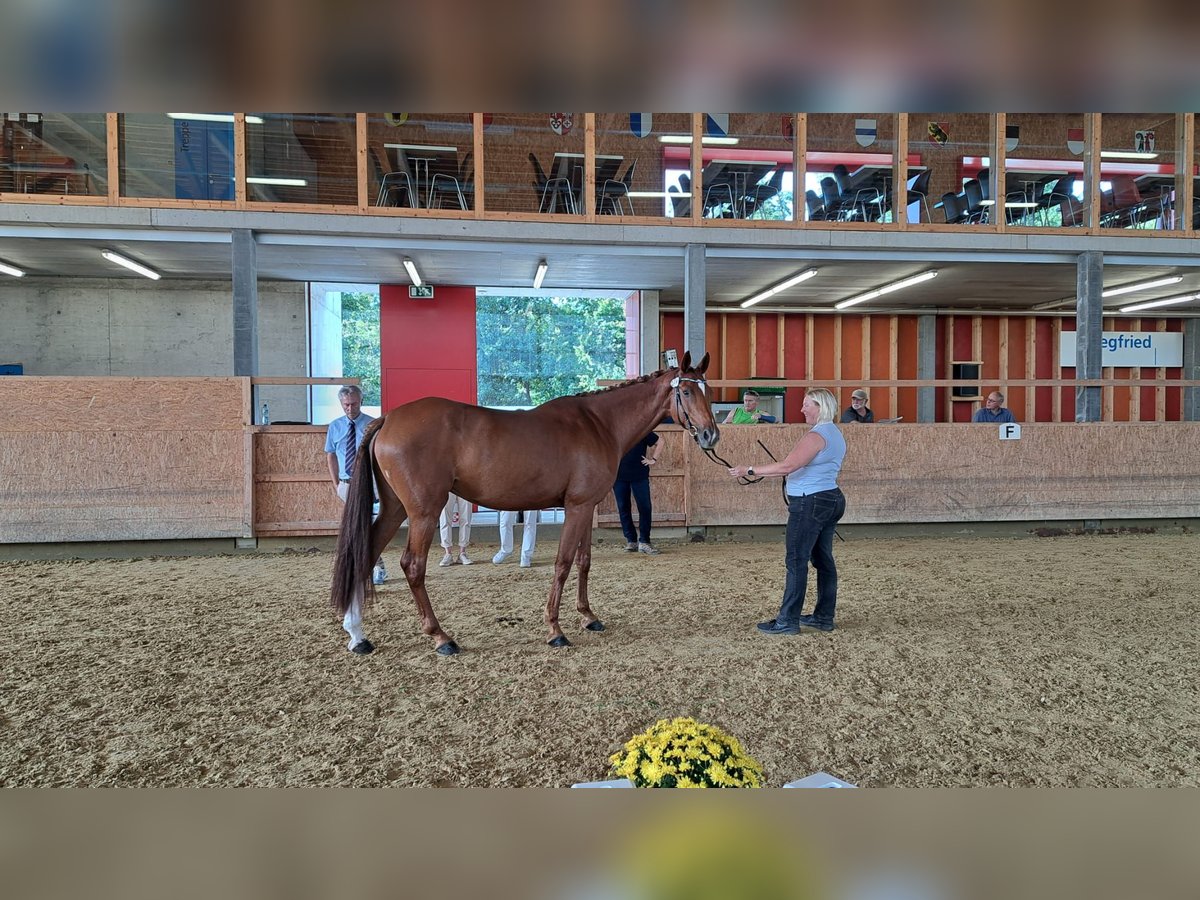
[679,350,691,371]
[695,352,710,374]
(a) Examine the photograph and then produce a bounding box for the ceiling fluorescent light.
[246,176,308,186]
[402,257,422,286]
[658,135,740,145]
[1119,293,1200,313]
[835,270,938,310]
[1100,150,1158,160]
[1032,275,1185,311]
[0,260,25,277]
[101,250,160,280]
[533,260,548,290]
[739,268,819,309]
[1102,275,1182,299]
[167,113,265,125]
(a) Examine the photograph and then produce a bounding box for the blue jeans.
[776,488,846,626]
[613,479,652,543]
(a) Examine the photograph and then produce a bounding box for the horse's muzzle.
[697,426,720,450]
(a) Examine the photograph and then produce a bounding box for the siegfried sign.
[1059,331,1183,368]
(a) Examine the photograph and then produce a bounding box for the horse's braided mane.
[574,367,669,397]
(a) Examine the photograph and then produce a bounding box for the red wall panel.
[380,284,477,411]
[721,315,751,403]
[754,314,780,377]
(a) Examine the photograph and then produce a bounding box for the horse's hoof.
[584,620,606,632]
[548,635,572,648]
[350,639,375,655]
[436,641,460,656]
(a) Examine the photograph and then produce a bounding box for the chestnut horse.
[330,351,719,656]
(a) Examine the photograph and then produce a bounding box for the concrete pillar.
[917,313,937,422]
[1184,319,1200,421]
[232,229,259,378]
[639,289,660,373]
[683,243,706,362]
[1074,250,1103,422]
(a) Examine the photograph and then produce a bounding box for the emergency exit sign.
[409,285,435,299]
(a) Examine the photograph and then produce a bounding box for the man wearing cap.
[840,389,875,424]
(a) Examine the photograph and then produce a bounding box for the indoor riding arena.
[2,378,1197,787]
[4,113,1200,789]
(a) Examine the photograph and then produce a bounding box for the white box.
[783,771,857,788]
[571,778,634,789]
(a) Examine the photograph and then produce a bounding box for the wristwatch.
[747,466,755,477]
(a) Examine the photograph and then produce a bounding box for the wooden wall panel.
[0,377,247,542]
[686,423,1200,526]
[721,314,751,403]
[782,315,808,422]
[660,311,1188,426]
[895,315,919,422]
[754,314,780,377]
[253,427,343,534]
[662,312,684,358]
[594,429,687,525]
[811,316,837,381]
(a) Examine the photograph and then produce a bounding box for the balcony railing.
[1,113,1196,236]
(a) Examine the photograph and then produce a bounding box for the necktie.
[343,418,357,478]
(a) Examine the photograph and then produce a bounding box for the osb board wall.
[259,427,691,535]
[688,423,1200,526]
[253,427,343,534]
[595,428,687,525]
[0,377,248,542]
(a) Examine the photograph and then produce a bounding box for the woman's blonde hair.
[804,388,838,424]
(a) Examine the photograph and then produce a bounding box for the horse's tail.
[330,417,387,616]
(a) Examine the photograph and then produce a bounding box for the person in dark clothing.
[612,432,661,555]
[840,389,874,424]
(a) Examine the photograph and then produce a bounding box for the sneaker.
[439,551,454,567]
[624,542,638,552]
[798,615,835,633]
[492,551,511,565]
[519,554,532,568]
[756,619,800,635]
[637,542,659,555]
[372,564,387,585]
[458,551,473,566]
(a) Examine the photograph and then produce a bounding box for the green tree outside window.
[477,295,627,407]
[340,290,381,406]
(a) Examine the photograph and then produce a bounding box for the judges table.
[384,143,460,208]
[700,160,776,218]
[550,153,623,212]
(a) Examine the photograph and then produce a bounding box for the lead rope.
[673,377,768,486]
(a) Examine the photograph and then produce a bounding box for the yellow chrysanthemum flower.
[610,716,764,788]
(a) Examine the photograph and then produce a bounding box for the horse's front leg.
[573,519,604,633]
[545,505,590,647]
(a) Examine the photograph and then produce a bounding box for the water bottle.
[261,402,270,425]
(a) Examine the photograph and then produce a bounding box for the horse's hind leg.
[343,480,407,655]
[398,513,461,655]
[573,520,604,633]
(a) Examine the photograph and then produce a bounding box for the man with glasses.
[973,391,1016,424]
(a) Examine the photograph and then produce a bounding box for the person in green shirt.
[723,389,777,425]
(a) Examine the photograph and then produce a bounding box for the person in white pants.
[492,509,539,568]
[439,492,473,566]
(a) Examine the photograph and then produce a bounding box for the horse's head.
[670,351,720,450]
